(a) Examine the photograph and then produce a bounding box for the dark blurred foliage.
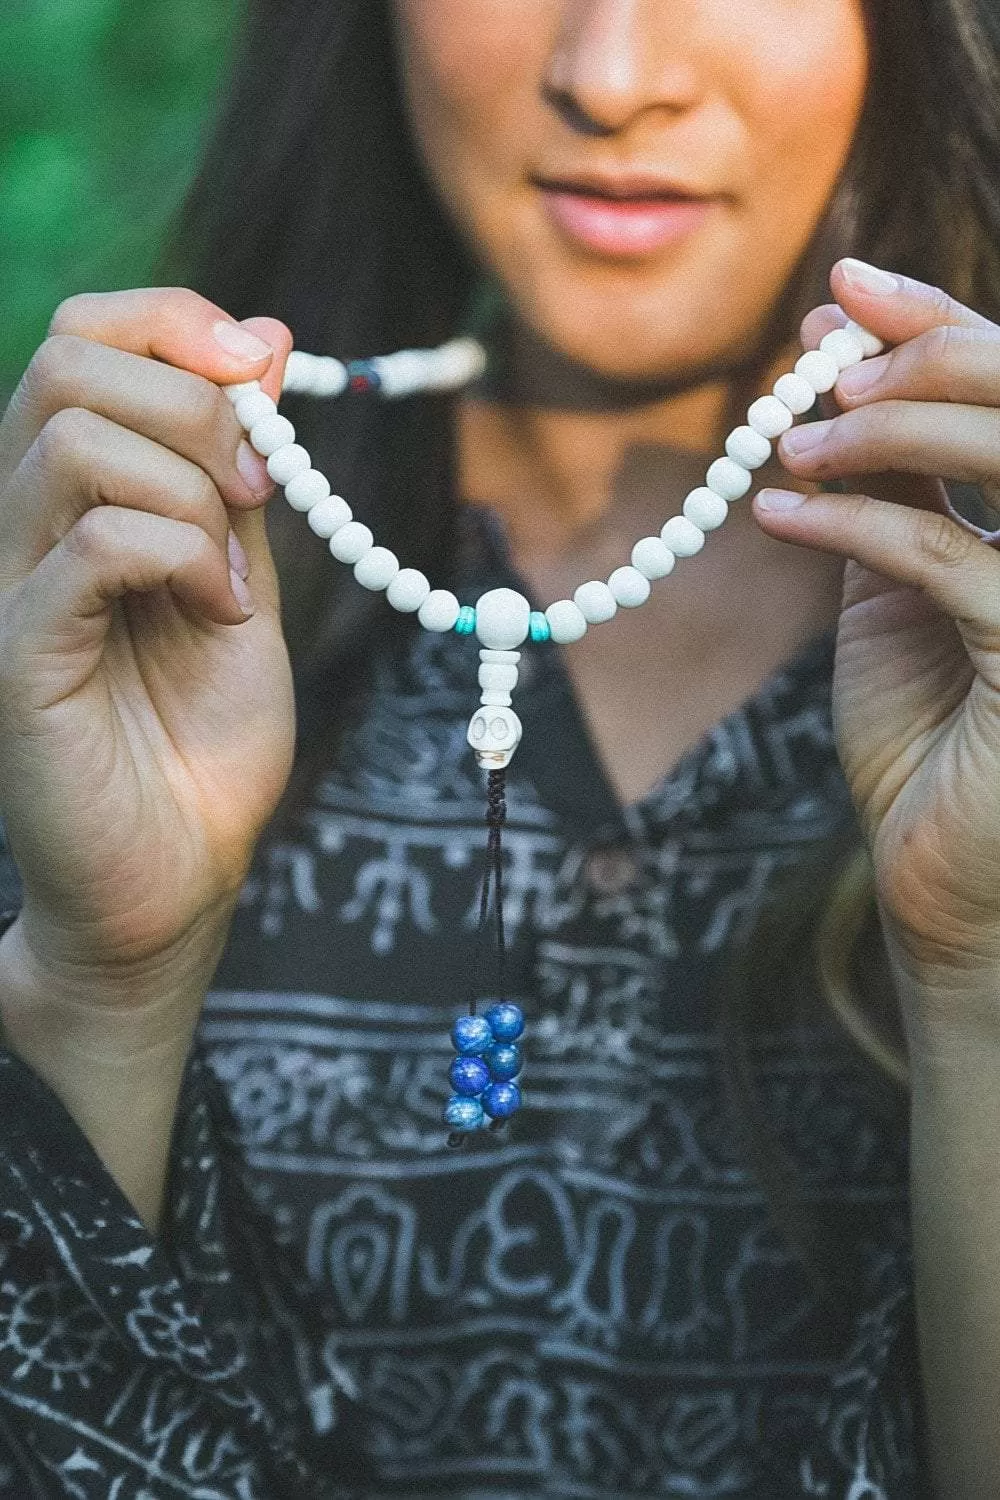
[0,0,242,393]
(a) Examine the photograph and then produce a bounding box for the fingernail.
[230,567,255,616]
[756,488,806,512]
[839,258,899,296]
[836,354,888,397]
[236,439,275,497]
[781,420,831,456]
[213,320,273,362]
[228,529,250,580]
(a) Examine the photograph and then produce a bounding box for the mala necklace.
[222,309,883,1145]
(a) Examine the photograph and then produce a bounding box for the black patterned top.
[0,509,927,1498]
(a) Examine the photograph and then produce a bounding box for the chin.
[517,270,757,389]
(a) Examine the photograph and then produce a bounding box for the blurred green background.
[0,0,243,396]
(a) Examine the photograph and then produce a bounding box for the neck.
[457,317,795,560]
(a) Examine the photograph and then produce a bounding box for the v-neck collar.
[452,502,839,846]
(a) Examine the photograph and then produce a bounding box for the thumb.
[238,317,293,403]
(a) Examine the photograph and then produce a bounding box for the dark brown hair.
[166,0,1000,1288]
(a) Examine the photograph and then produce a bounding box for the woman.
[0,0,999,1493]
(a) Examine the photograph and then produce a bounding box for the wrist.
[0,902,229,1065]
[878,908,1000,1063]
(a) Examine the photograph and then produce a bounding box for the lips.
[534,173,716,258]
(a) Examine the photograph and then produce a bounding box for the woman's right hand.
[0,289,297,1002]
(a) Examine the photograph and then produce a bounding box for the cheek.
[391,0,546,183]
[736,3,869,220]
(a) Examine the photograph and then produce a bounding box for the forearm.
[898,966,1000,1500]
[0,913,219,1232]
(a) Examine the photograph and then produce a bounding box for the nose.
[544,0,702,136]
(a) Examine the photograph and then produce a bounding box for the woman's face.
[391,0,869,383]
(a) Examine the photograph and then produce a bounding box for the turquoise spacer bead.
[528,611,551,643]
[454,605,477,635]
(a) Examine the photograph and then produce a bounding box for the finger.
[834,324,1000,411]
[753,487,1000,651]
[228,505,282,616]
[777,400,1000,489]
[12,507,253,676]
[829,258,995,347]
[0,336,276,506]
[0,291,292,492]
[48,287,280,382]
[0,408,233,586]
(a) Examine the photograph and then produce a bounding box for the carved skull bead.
[466,706,523,768]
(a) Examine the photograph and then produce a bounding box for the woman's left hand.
[752,259,1000,1017]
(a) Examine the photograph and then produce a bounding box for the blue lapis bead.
[444,1095,485,1130]
[528,610,551,643]
[486,1042,522,1082]
[450,1055,491,1096]
[482,1081,521,1120]
[484,1001,525,1042]
[454,605,477,636]
[451,1014,493,1055]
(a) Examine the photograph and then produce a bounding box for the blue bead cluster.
[454,605,477,635]
[445,1002,524,1133]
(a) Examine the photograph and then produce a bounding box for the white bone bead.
[354,546,398,591]
[418,589,461,632]
[474,587,531,649]
[266,443,311,486]
[631,536,676,579]
[285,469,331,512]
[234,390,275,428]
[545,599,588,643]
[249,413,296,457]
[725,426,771,469]
[747,396,794,439]
[226,380,261,404]
[683,487,729,531]
[574,580,617,623]
[660,515,706,556]
[329,521,373,564]
[306,494,352,537]
[282,351,348,398]
[607,565,651,608]
[479,662,519,694]
[705,458,752,502]
[845,319,884,357]
[480,649,521,664]
[772,372,816,415]
[386,568,431,612]
[480,689,514,707]
[794,349,840,393]
[820,326,865,369]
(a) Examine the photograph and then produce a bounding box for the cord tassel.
[445,767,524,1144]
